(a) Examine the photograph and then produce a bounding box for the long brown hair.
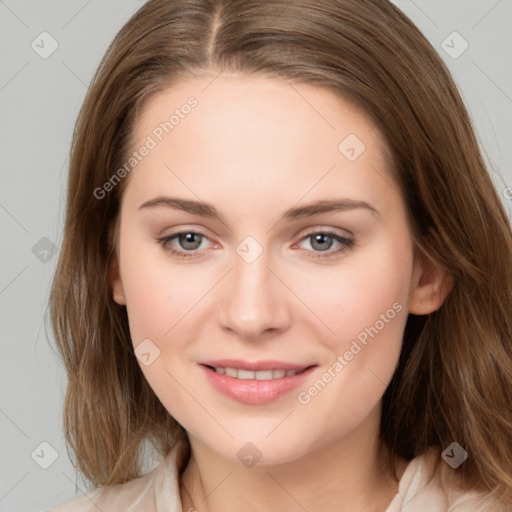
[48,0,512,504]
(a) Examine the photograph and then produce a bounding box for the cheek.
[121,265,172,343]
[119,236,204,343]
[297,243,411,346]
[292,261,409,442]
[292,238,413,411]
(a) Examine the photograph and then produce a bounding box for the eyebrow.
[138,196,380,222]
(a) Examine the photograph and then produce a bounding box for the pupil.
[181,233,201,250]
[313,233,331,251]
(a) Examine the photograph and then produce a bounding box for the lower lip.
[200,365,317,405]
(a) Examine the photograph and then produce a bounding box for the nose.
[216,248,291,342]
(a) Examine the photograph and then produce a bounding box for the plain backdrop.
[0,1,511,510]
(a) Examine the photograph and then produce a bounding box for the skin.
[110,72,453,512]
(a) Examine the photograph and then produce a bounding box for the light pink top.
[49,441,508,511]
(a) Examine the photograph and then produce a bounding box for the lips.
[199,359,317,405]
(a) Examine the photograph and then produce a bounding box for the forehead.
[133,73,388,162]
[124,74,395,215]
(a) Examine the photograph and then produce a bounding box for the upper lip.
[199,359,315,371]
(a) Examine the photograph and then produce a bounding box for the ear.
[109,255,126,306]
[408,246,454,315]
[107,217,126,306]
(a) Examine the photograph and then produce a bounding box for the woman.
[48,0,512,510]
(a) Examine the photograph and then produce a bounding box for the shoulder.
[387,446,509,512]
[48,469,157,512]
[48,440,187,512]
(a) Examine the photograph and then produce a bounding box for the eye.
[295,230,354,259]
[157,229,354,261]
[157,231,212,260]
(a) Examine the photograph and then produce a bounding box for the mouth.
[203,365,309,380]
[199,359,317,404]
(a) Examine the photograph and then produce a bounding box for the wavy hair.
[48,0,512,504]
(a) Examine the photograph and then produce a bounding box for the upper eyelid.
[161,225,352,238]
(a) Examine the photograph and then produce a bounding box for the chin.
[194,425,322,468]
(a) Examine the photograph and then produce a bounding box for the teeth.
[213,366,301,380]
[225,367,238,377]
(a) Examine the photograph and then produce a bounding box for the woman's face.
[111,73,432,464]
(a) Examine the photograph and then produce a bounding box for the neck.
[179,407,408,512]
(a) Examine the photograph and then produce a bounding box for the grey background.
[0,1,511,510]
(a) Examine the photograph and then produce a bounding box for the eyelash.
[156,229,354,260]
